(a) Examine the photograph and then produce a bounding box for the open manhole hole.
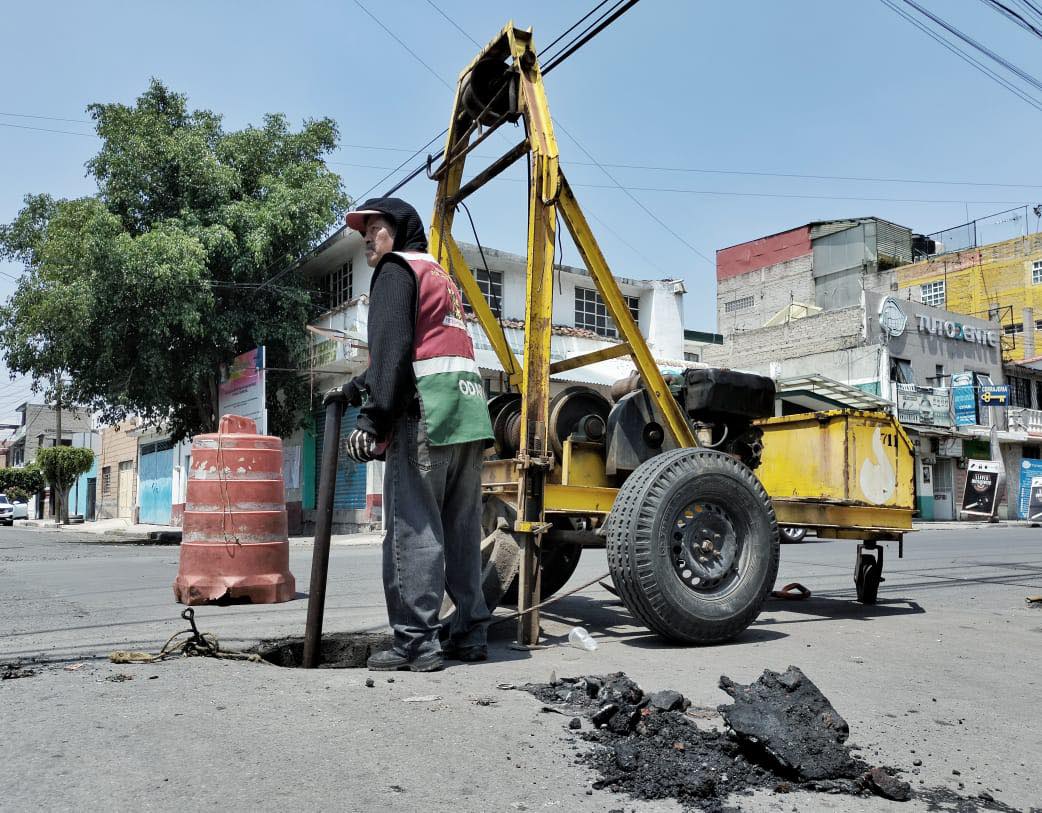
[255,632,392,668]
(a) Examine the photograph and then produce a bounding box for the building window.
[574,287,639,337]
[684,352,700,362]
[462,268,503,317]
[920,280,945,308]
[102,466,112,495]
[724,295,754,313]
[890,357,915,384]
[1032,260,1042,285]
[1004,322,1024,336]
[1009,376,1032,407]
[320,261,353,311]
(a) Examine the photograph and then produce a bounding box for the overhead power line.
[878,0,1042,112]
[0,111,92,124]
[898,0,1042,92]
[0,121,96,138]
[351,0,452,91]
[979,0,1042,39]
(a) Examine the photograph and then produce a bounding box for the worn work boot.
[367,648,444,673]
[442,642,488,663]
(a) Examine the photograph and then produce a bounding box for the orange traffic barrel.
[173,415,296,605]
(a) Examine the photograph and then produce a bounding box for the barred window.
[1033,260,1042,285]
[102,466,112,495]
[1009,376,1032,407]
[319,261,353,311]
[574,287,639,337]
[684,352,700,362]
[462,268,503,317]
[920,280,945,308]
[724,296,754,313]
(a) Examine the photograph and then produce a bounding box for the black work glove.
[322,376,368,407]
[341,375,368,407]
[342,428,378,463]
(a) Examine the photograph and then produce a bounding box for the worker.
[335,197,494,672]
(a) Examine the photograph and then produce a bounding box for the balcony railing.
[1008,406,1042,434]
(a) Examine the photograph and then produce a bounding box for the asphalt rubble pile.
[526,666,912,812]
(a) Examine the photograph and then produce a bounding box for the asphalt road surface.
[2,526,1040,812]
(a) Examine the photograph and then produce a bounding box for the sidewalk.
[15,517,382,547]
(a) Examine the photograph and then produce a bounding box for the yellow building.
[895,232,1042,362]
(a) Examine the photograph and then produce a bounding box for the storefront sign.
[951,372,977,426]
[895,384,951,427]
[915,314,999,347]
[218,346,267,434]
[978,385,1009,407]
[1018,459,1042,519]
[961,459,1003,518]
[1027,476,1042,521]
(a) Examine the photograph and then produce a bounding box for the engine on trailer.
[485,368,775,477]
[604,367,776,475]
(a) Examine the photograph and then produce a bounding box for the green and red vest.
[393,251,494,447]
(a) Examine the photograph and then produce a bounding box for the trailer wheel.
[480,497,583,608]
[855,553,882,604]
[607,448,779,644]
[780,526,807,543]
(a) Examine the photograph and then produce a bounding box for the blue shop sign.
[978,385,1009,407]
[953,385,977,426]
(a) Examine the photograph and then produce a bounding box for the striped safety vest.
[392,251,494,447]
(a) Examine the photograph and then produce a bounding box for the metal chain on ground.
[108,608,264,664]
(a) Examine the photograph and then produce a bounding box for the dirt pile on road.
[526,667,912,811]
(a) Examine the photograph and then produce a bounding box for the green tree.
[0,80,350,441]
[34,447,94,524]
[0,464,46,498]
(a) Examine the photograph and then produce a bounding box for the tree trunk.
[55,484,68,525]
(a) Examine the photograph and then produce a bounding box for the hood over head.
[345,197,428,252]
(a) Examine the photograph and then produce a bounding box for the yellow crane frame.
[427,24,697,644]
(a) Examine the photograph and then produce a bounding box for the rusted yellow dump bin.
[756,410,915,537]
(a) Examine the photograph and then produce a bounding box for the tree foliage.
[0,465,45,496]
[0,80,350,441]
[36,447,95,492]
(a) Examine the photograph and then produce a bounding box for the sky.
[3,0,1042,430]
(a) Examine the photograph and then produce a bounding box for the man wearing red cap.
[336,197,493,672]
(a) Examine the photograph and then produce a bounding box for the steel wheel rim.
[669,501,742,594]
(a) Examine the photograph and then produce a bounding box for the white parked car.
[0,494,28,525]
[0,494,14,526]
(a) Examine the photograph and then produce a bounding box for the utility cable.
[332,148,1042,190]
[351,0,452,90]
[542,0,641,74]
[878,0,1042,111]
[0,111,92,124]
[555,121,713,264]
[898,0,1042,92]
[979,0,1042,38]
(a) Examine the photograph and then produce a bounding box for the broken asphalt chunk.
[718,665,857,781]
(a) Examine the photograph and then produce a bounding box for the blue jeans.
[382,413,490,656]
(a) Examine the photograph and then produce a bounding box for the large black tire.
[606,448,780,644]
[481,497,583,608]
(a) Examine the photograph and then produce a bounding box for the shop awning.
[776,374,894,412]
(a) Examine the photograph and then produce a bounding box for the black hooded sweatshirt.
[352,198,429,441]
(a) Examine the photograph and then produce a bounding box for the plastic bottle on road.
[568,627,598,651]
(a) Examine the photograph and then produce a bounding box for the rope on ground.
[108,608,265,664]
[491,572,612,626]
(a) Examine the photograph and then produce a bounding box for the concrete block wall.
[702,305,865,373]
[716,253,814,335]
